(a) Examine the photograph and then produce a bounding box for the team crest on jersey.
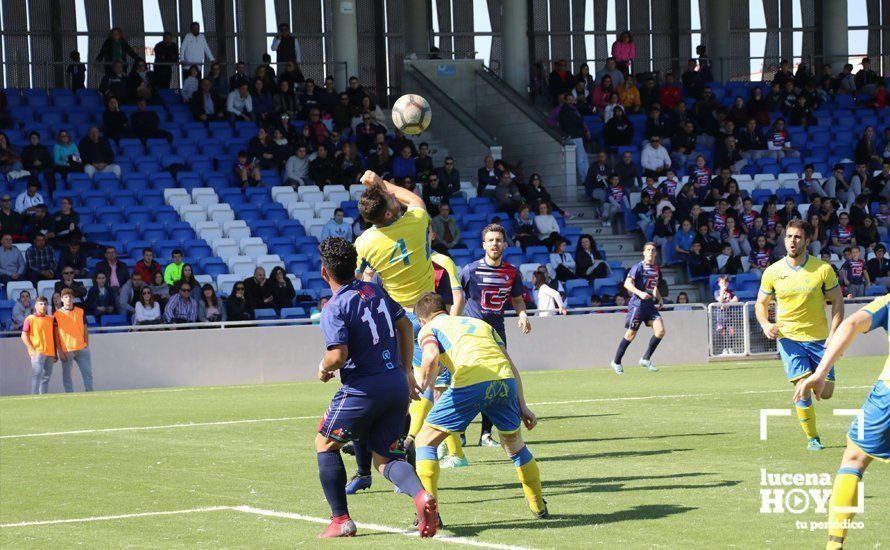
[356,284,376,301]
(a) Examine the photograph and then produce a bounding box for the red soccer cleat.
[413,490,439,538]
[317,514,357,538]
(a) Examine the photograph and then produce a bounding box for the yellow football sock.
[827,468,862,543]
[511,446,544,513]
[445,433,464,458]
[408,398,433,439]
[415,445,440,501]
[795,398,819,439]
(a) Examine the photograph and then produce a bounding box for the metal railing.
[476,65,566,144]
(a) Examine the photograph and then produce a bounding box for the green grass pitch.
[1,358,887,548]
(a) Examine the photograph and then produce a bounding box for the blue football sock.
[353,439,372,477]
[642,335,663,360]
[317,451,349,517]
[614,338,632,364]
[383,459,424,498]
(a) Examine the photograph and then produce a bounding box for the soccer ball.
[391,94,431,135]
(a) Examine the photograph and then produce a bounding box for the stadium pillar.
[502,0,530,95]
[404,0,431,57]
[331,0,359,93]
[240,0,266,68]
[704,0,731,82]
[818,0,848,72]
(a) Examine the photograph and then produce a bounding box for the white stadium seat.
[297,185,323,199]
[322,185,347,199]
[5,281,35,302]
[37,279,58,300]
[167,194,192,211]
[163,188,189,202]
[216,274,241,296]
[271,186,294,201]
[306,219,326,240]
[240,237,268,258]
[227,256,256,278]
[194,274,215,290]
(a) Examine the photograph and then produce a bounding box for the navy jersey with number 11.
[627,261,662,307]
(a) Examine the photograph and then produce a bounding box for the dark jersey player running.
[610,242,664,374]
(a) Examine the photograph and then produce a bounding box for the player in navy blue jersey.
[610,242,665,374]
[460,223,530,446]
[314,238,438,539]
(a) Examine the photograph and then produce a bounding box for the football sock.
[827,467,862,543]
[408,398,433,439]
[383,459,424,498]
[642,335,663,361]
[511,446,544,514]
[794,396,819,440]
[445,433,465,458]
[353,439,372,477]
[317,451,349,517]
[480,414,493,437]
[416,445,441,501]
[614,338,632,364]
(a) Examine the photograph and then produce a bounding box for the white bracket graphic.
[833,409,865,440]
[760,409,792,440]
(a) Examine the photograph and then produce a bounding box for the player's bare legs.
[826,444,873,549]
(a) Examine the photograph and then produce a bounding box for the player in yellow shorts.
[755,219,844,451]
[794,294,889,550]
[412,292,548,521]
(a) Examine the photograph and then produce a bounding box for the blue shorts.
[777,338,836,383]
[425,379,521,434]
[848,380,890,462]
[434,369,452,389]
[318,384,409,459]
[407,311,422,368]
[625,301,661,330]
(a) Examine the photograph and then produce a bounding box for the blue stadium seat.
[168,222,195,242]
[100,314,129,326]
[140,190,165,207]
[254,308,279,320]
[96,206,123,225]
[125,240,153,259]
[140,222,168,242]
[280,307,307,319]
[199,258,229,278]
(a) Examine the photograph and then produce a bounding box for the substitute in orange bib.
[54,288,94,392]
[21,295,56,394]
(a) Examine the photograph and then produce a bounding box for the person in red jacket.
[659,72,681,111]
[133,247,162,283]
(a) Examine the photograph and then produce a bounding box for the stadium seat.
[254,308,278,320]
[280,307,307,320]
[100,314,129,327]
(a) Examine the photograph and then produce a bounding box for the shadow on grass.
[528,432,731,446]
[444,504,697,537]
[534,413,621,421]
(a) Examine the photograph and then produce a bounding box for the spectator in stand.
[830,212,857,256]
[131,98,173,144]
[652,207,677,261]
[855,125,881,169]
[150,270,170,307]
[59,239,88,278]
[345,75,367,108]
[777,197,801,226]
[333,141,361,186]
[234,150,262,187]
[205,62,228,101]
[603,106,633,151]
[874,159,890,198]
[521,173,567,217]
[726,96,749,128]
[834,63,855,94]
[391,145,417,180]
[24,204,53,242]
[321,208,353,241]
[226,83,254,122]
[644,105,671,146]
[558,94,590,183]
[592,75,614,112]
[251,78,276,126]
[715,135,746,173]
[681,59,702,98]
[133,286,161,325]
[354,112,386,155]
[163,281,198,323]
[532,271,566,316]
[132,247,161,284]
[570,80,593,115]
[632,193,656,235]
[254,65,275,93]
[80,126,120,178]
[271,22,303,68]
[798,163,827,199]
[189,78,225,122]
[766,118,799,159]
[116,271,144,316]
[1,194,24,240]
[20,296,55,395]
[434,156,461,197]
[672,218,696,261]
[270,127,291,164]
[513,205,540,250]
[96,28,141,75]
[855,57,880,94]
[197,284,224,322]
[309,144,340,186]
[228,61,249,91]
[534,202,562,249]
[857,215,880,254]
[576,63,595,93]
[779,80,798,115]
[14,179,43,216]
[850,162,873,199]
[602,92,622,122]
[85,271,116,320]
[734,119,766,162]
[247,127,278,171]
[180,22,215,79]
[274,79,301,120]
[161,249,183,287]
[54,267,87,303]
[493,171,524,215]
[152,32,178,89]
[21,132,54,187]
[690,88,719,144]
[0,133,22,177]
[615,150,641,189]
[611,32,636,74]
[840,246,869,298]
[549,240,576,282]
[54,288,93,392]
[574,234,608,281]
[687,154,713,201]
[173,264,200,301]
[99,62,129,102]
[94,246,128,291]
[595,57,624,87]
[477,155,499,198]
[299,79,323,119]
[0,233,25,284]
[226,282,254,321]
[639,77,659,111]
[687,240,712,278]
[641,135,671,178]
[788,95,816,128]
[422,173,450,216]
[102,97,132,144]
[656,73,680,112]
[10,289,33,330]
[867,244,890,287]
[242,267,267,312]
[66,51,86,92]
[548,59,574,100]
[671,120,699,171]
[263,266,296,313]
[284,144,310,188]
[616,74,641,114]
[604,174,629,230]
[127,59,155,103]
[52,200,82,246]
[431,203,461,253]
[319,76,338,113]
[25,234,56,283]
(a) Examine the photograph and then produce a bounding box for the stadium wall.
[0,306,885,396]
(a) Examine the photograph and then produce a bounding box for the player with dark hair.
[755,219,844,451]
[793,294,888,550]
[411,292,547,520]
[314,237,438,539]
[610,242,665,374]
[460,223,530,447]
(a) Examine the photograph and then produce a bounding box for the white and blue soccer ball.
[391,94,431,135]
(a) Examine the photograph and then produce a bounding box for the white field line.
[0,385,874,440]
[0,504,535,550]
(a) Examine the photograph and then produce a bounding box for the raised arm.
[450,289,466,317]
[360,170,425,210]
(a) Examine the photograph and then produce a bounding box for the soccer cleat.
[610,361,624,374]
[807,437,824,451]
[341,442,355,456]
[318,515,357,538]
[440,455,469,468]
[531,499,550,519]
[345,474,372,494]
[460,433,466,446]
[437,442,447,459]
[639,359,659,372]
[479,433,499,447]
[413,490,439,538]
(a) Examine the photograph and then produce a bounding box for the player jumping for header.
[755,219,844,451]
[610,242,665,374]
[314,238,437,539]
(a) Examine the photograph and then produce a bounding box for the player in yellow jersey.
[412,292,548,521]
[345,170,435,495]
[755,219,845,451]
[793,294,889,550]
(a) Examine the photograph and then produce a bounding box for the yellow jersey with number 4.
[355,206,435,307]
[759,254,839,342]
[861,293,890,382]
[418,314,514,388]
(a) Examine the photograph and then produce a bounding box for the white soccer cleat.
[479,434,499,447]
[610,361,624,374]
[440,455,469,468]
[639,359,659,372]
[436,442,447,459]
